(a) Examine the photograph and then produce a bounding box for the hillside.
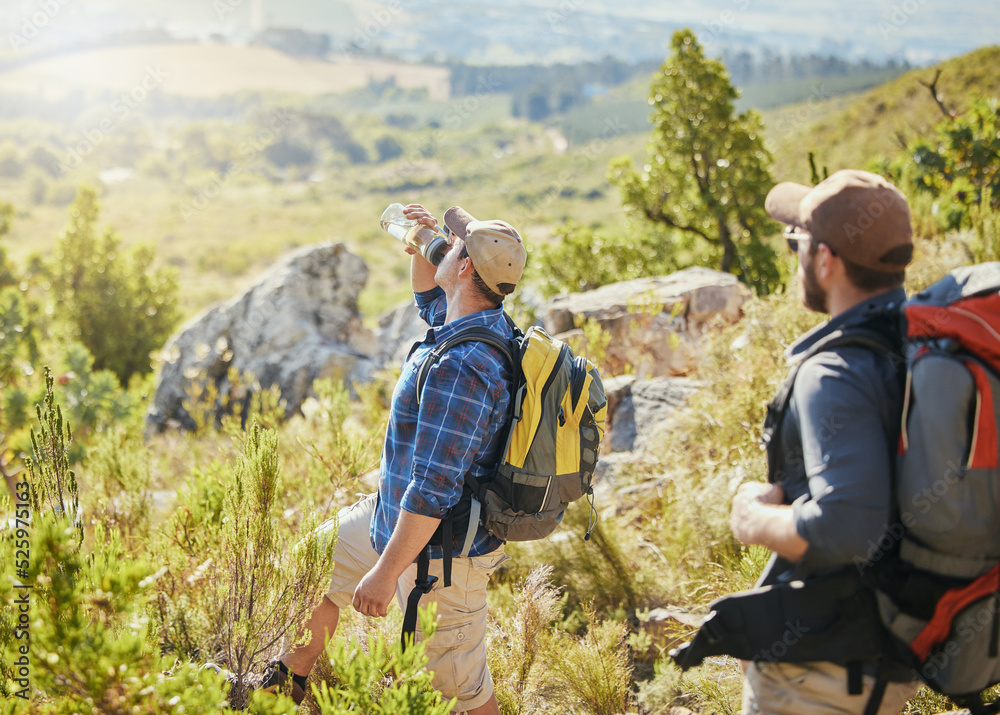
[764,45,1000,183]
[0,44,451,100]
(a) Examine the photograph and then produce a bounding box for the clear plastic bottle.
[379,203,450,265]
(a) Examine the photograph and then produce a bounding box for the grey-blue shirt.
[764,287,907,583]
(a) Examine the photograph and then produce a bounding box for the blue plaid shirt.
[370,287,511,559]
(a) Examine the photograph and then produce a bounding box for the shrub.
[541,607,633,715]
[529,222,681,299]
[207,422,336,709]
[51,187,180,385]
[0,372,241,713]
[487,566,563,715]
[311,605,455,715]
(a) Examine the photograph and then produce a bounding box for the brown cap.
[765,169,913,273]
[444,206,527,295]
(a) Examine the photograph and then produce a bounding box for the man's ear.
[816,243,840,280]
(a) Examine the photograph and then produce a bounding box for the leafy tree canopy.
[609,29,782,295]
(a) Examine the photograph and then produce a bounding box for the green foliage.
[24,369,81,543]
[0,287,40,443]
[152,461,228,661]
[0,200,15,287]
[84,418,153,548]
[766,46,1000,186]
[181,367,286,437]
[888,97,1000,232]
[375,135,405,163]
[311,605,455,714]
[57,343,143,443]
[972,187,1000,263]
[0,204,43,484]
[0,379,238,713]
[637,656,743,715]
[564,315,614,376]
[4,516,244,714]
[609,29,782,294]
[487,566,635,715]
[530,222,680,298]
[209,421,336,709]
[51,187,180,385]
[293,376,381,507]
[542,607,634,715]
[506,502,667,620]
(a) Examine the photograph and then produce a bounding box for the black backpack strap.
[400,510,455,652]
[861,659,888,715]
[401,547,438,652]
[415,326,516,406]
[762,327,902,484]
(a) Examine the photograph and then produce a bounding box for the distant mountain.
[2,0,998,66]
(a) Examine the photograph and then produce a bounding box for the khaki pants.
[743,661,921,715]
[320,494,508,712]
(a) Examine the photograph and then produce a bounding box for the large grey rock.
[374,301,426,370]
[541,267,750,377]
[604,377,701,453]
[148,242,376,432]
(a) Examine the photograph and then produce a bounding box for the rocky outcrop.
[148,243,376,432]
[541,267,750,377]
[603,376,701,454]
[374,301,424,370]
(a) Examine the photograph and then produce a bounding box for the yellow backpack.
[415,321,607,542]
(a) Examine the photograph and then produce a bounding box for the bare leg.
[281,596,340,677]
[464,693,500,715]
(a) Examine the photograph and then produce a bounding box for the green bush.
[529,222,681,298]
[51,187,180,386]
[311,605,455,715]
[609,29,782,295]
[887,96,1000,234]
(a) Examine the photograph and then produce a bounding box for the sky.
[1,0,998,66]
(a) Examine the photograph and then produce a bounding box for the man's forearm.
[376,509,442,581]
[411,253,439,293]
[730,482,809,562]
[353,509,442,617]
[744,502,810,562]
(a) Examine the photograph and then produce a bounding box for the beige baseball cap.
[765,169,913,273]
[444,206,527,295]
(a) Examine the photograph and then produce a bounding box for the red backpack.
[874,262,1000,712]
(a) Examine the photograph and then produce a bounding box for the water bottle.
[379,203,450,265]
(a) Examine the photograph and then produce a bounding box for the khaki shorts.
[318,494,508,712]
[743,661,921,715]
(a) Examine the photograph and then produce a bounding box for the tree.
[52,187,180,385]
[891,95,1000,232]
[609,29,781,294]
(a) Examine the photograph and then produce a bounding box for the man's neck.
[444,286,498,324]
[827,285,899,319]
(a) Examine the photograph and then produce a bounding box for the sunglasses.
[784,226,812,253]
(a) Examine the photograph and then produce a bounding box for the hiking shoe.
[257,660,307,705]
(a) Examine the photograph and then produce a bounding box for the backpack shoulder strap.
[415,325,517,406]
[763,327,903,484]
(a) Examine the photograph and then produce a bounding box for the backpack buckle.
[414,574,438,594]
